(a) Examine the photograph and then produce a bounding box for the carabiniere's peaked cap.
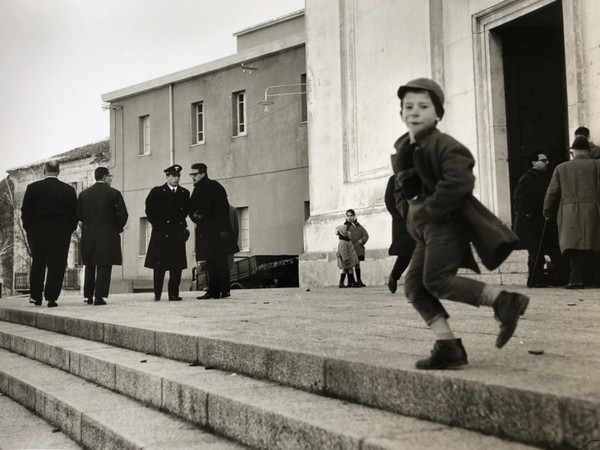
[164,164,182,175]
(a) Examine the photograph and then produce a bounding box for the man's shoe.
[196,293,216,300]
[94,297,107,306]
[338,283,346,288]
[565,283,584,289]
[168,296,182,301]
[356,281,366,287]
[154,296,161,301]
[47,301,58,308]
[220,292,231,299]
[493,291,529,349]
[416,339,468,370]
[387,276,397,294]
[29,298,42,306]
[86,298,94,305]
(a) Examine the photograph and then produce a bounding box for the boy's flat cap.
[398,78,445,119]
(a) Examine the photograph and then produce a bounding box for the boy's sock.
[429,316,456,341]
[480,285,503,306]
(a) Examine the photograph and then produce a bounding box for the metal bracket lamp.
[259,83,306,112]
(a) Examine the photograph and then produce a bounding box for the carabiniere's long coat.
[144,184,190,269]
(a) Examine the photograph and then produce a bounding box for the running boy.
[392,78,529,370]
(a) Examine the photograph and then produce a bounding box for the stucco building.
[101,11,308,291]
[300,0,599,286]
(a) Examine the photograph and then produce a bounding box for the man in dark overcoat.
[544,136,600,288]
[144,164,190,301]
[189,163,239,299]
[21,160,77,307]
[513,152,563,287]
[78,167,128,305]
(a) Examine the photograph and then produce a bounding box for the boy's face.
[400,90,438,137]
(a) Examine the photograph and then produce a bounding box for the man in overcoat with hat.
[544,135,600,288]
[189,163,239,299]
[144,164,190,301]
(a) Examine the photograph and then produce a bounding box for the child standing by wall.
[393,78,529,370]
[344,209,369,287]
[336,224,359,288]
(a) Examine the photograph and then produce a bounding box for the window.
[236,207,249,252]
[139,218,152,255]
[139,115,150,156]
[192,101,205,144]
[300,74,308,123]
[232,91,246,136]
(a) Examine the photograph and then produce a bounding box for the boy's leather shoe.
[387,276,397,294]
[47,301,58,308]
[416,338,468,370]
[94,297,107,306]
[29,298,42,306]
[493,291,529,348]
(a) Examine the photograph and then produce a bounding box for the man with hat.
[544,136,600,288]
[144,164,190,301]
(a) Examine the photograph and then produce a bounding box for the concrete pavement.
[0,285,599,449]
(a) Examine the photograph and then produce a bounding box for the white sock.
[430,316,456,340]
[481,285,503,306]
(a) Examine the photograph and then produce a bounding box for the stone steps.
[0,392,81,449]
[0,321,536,450]
[0,347,245,449]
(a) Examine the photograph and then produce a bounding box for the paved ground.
[1,284,598,404]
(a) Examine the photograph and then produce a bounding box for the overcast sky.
[0,0,305,177]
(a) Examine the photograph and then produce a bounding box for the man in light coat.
[544,136,600,288]
[78,167,128,305]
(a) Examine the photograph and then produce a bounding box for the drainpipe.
[169,84,174,165]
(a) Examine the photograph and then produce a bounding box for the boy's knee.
[423,275,450,298]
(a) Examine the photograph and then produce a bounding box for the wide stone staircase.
[0,287,597,449]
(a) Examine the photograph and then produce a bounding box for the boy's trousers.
[404,203,486,325]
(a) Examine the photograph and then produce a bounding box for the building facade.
[300,0,599,286]
[101,12,308,292]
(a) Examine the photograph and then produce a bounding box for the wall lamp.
[259,83,306,112]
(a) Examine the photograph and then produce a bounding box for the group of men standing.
[21,161,237,307]
[514,127,600,289]
[144,163,238,301]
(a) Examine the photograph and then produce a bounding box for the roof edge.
[233,9,304,36]
[101,31,305,103]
